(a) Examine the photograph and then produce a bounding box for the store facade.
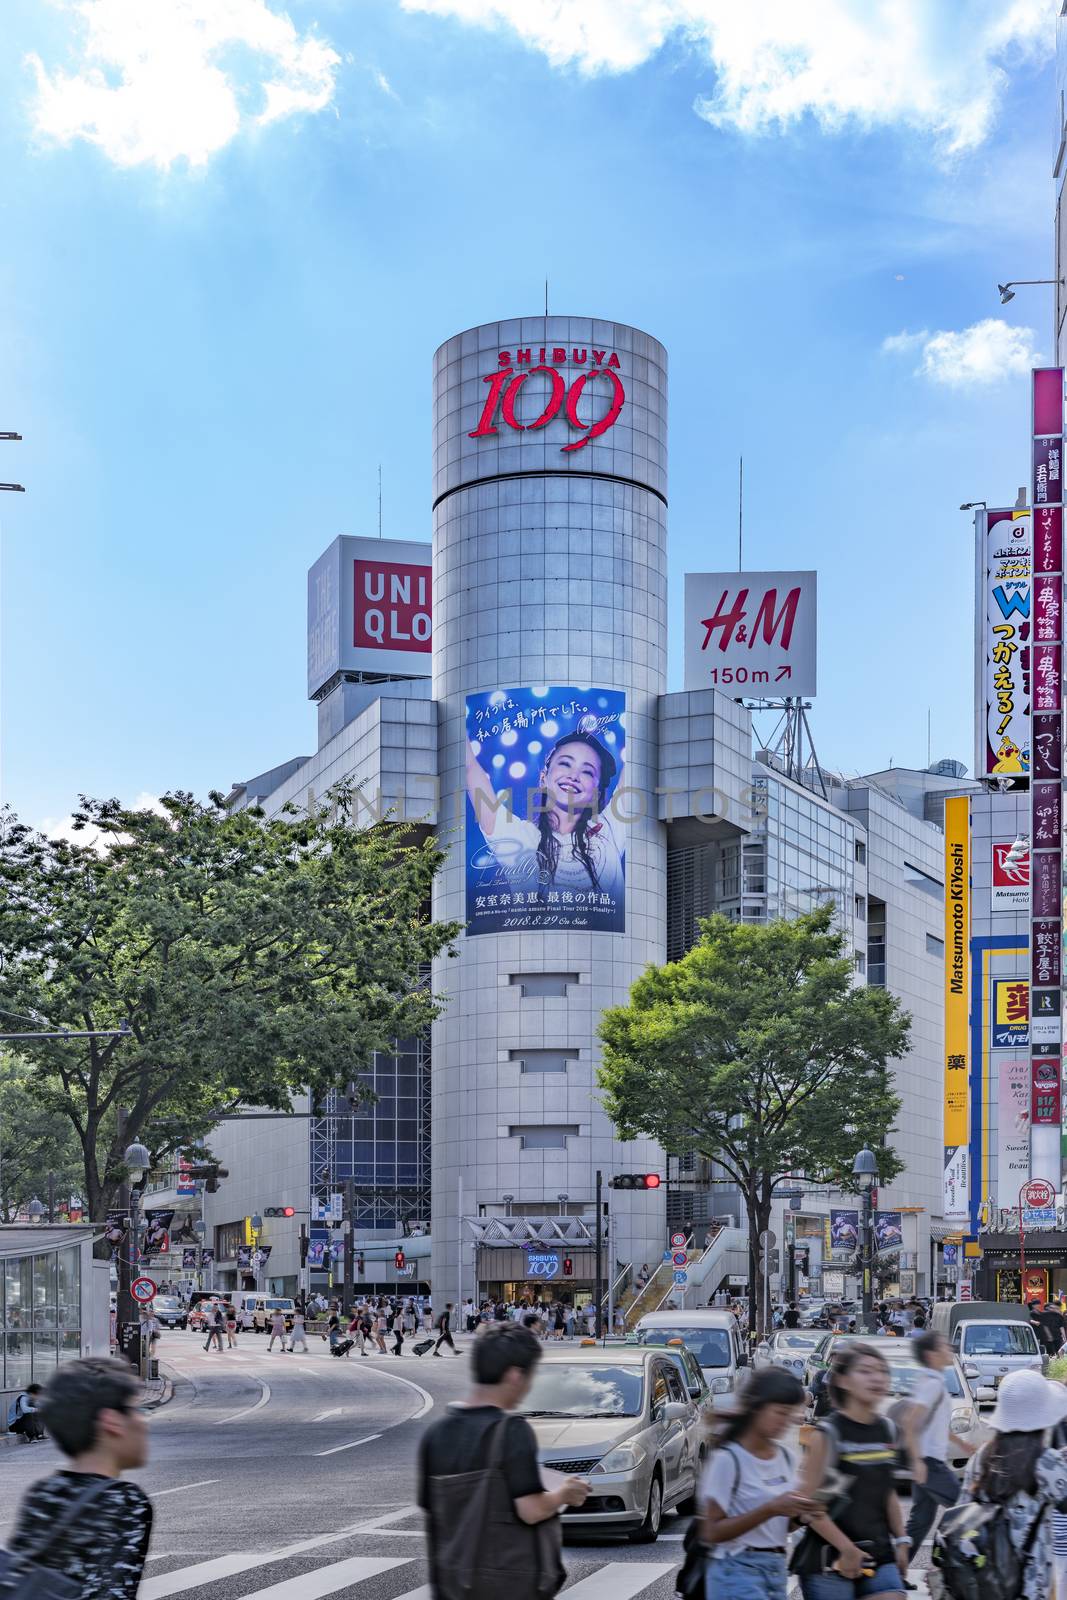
[0,1226,110,1409]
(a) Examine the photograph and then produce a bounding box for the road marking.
[346,1364,434,1420]
[213,1378,270,1425]
[561,1563,676,1600]
[151,1479,220,1498]
[141,1510,418,1598]
[390,1586,433,1600]
[312,1407,345,1421]
[314,1432,382,1457]
[238,1556,409,1600]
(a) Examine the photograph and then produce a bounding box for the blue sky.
[0,0,1060,826]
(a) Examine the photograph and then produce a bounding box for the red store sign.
[354,560,431,653]
[469,347,626,453]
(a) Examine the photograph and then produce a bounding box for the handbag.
[675,1450,742,1600]
[0,1477,118,1598]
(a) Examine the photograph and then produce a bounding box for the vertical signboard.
[1030,368,1064,1189]
[979,508,1032,778]
[943,796,970,1220]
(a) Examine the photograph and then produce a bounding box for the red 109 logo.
[469,347,625,453]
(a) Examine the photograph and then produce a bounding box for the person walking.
[288,1308,308,1353]
[374,1305,389,1354]
[783,1303,801,1329]
[3,1357,152,1598]
[6,1383,45,1443]
[223,1303,238,1349]
[700,1367,816,1600]
[392,1309,405,1358]
[902,1330,974,1560]
[203,1304,225,1353]
[433,1303,459,1356]
[951,1368,1067,1600]
[1033,1299,1067,1361]
[793,1342,910,1598]
[417,1324,589,1600]
[267,1309,288,1352]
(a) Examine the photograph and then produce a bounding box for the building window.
[855,841,866,865]
[867,898,886,988]
[903,861,944,900]
[854,895,866,921]
[855,952,866,975]
[926,933,945,957]
[509,1050,575,1073]
[509,973,580,998]
[509,1125,578,1149]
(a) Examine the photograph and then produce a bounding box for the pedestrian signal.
[608,1174,662,1190]
[562,1256,573,1276]
[264,1206,296,1217]
[394,1250,406,1270]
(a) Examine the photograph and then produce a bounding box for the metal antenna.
[378,464,382,539]
[545,278,549,317]
[738,456,744,571]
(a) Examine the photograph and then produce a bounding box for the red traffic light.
[643,1174,661,1189]
[562,1256,573,1276]
[608,1173,663,1191]
[264,1205,296,1218]
[394,1250,406,1270]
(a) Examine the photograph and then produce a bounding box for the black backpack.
[932,1495,1046,1600]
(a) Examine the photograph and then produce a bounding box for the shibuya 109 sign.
[469,346,625,453]
[683,571,817,696]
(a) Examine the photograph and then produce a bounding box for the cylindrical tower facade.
[431,317,668,1308]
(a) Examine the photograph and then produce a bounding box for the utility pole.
[343,1177,355,1310]
[116,1108,135,1366]
[594,1169,603,1341]
[47,1171,55,1224]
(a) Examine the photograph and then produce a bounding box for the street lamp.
[852,1148,879,1331]
[960,501,987,511]
[502,1193,514,1216]
[997,279,1063,304]
[124,1143,151,1182]
[557,1192,569,1216]
[26,1197,45,1225]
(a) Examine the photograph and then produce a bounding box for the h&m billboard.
[683,571,817,696]
[307,535,432,697]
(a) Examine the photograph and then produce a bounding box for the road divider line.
[213,1378,270,1425]
[312,1408,344,1422]
[560,1563,676,1600]
[344,1363,434,1421]
[314,1433,382,1457]
[151,1479,220,1498]
[236,1555,409,1600]
[389,1586,433,1600]
[140,1508,419,1598]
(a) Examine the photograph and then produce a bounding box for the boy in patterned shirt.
[3,1357,152,1598]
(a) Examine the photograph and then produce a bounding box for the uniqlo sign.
[991,841,1030,911]
[307,535,432,695]
[354,560,431,653]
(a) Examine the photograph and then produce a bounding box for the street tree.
[0,1055,83,1221]
[598,907,910,1331]
[0,785,460,1219]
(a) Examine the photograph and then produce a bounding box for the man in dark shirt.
[783,1302,801,1328]
[4,1356,152,1599]
[1033,1299,1067,1357]
[418,1325,589,1600]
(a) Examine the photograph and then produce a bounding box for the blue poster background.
[464,685,626,935]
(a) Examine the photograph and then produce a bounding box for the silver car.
[755,1330,832,1387]
[517,1348,704,1542]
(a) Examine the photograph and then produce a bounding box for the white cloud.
[881,318,1043,386]
[400,0,1050,155]
[35,792,169,851]
[27,0,340,170]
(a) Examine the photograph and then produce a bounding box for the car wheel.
[629,1473,663,1543]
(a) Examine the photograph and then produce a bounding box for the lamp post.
[852,1147,879,1331]
[193,1219,206,1293]
[120,1141,150,1371]
[26,1196,45,1225]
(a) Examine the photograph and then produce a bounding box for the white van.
[232,1293,296,1332]
[633,1309,749,1410]
[951,1318,1044,1400]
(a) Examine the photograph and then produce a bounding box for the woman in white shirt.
[700,1368,814,1600]
[466,725,624,916]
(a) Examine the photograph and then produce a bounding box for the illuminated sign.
[469,347,625,453]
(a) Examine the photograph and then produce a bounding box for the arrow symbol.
[775,665,792,682]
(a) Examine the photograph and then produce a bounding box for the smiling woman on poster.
[464,687,626,934]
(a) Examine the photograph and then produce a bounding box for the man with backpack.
[417,1324,589,1600]
[901,1330,975,1559]
[2,1357,152,1597]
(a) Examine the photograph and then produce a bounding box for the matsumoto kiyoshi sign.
[683,572,817,696]
[469,345,625,454]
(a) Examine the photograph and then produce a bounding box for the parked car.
[633,1309,748,1409]
[516,1346,705,1541]
[755,1329,833,1387]
[152,1295,188,1330]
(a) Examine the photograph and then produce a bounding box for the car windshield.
[881,1360,965,1399]
[640,1328,731,1368]
[155,1298,179,1309]
[267,1299,292,1311]
[773,1333,822,1351]
[515,1364,644,1417]
[962,1324,1039,1356]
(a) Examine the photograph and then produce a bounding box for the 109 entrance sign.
[684,572,817,696]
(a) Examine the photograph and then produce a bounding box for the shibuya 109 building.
[213,315,950,1312]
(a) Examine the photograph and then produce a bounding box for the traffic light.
[394,1250,406,1270]
[186,1164,228,1193]
[299,1225,309,1267]
[608,1174,662,1190]
[264,1206,296,1218]
[562,1256,573,1277]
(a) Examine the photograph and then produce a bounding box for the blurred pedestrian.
[3,1358,152,1598]
[288,1309,308,1352]
[433,1303,459,1356]
[267,1309,287,1352]
[203,1304,224,1353]
[902,1331,973,1559]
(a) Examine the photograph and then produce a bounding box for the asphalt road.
[0,1330,934,1599]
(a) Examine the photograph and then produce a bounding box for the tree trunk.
[747,1183,775,1340]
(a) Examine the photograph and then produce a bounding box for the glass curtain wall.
[2,1245,81,1387]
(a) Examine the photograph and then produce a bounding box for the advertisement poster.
[181,1247,197,1269]
[873,1212,903,1251]
[307,1240,325,1267]
[104,1212,129,1249]
[981,508,1031,778]
[991,841,1030,910]
[201,1248,214,1267]
[236,1245,252,1270]
[683,571,817,695]
[992,979,1029,1048]
[996,1056,1030,1204]
[465,686,626,935]
[140,1209,174,1257]
[828,1210,859,1251]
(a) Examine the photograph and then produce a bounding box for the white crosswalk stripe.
[227,1556,410,1600]
[562,1563,676,1600]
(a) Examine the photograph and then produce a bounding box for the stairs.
[621,1248,706,1329]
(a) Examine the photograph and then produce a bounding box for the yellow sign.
[944,796,970,1146]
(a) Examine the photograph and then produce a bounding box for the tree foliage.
[598,908,911,1325]
[0,1055,83,1222]
[0,786,459,1219]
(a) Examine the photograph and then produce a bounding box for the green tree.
[0,786,459,1219]
[598,907,910,1331]
[0,1056,84,1221]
